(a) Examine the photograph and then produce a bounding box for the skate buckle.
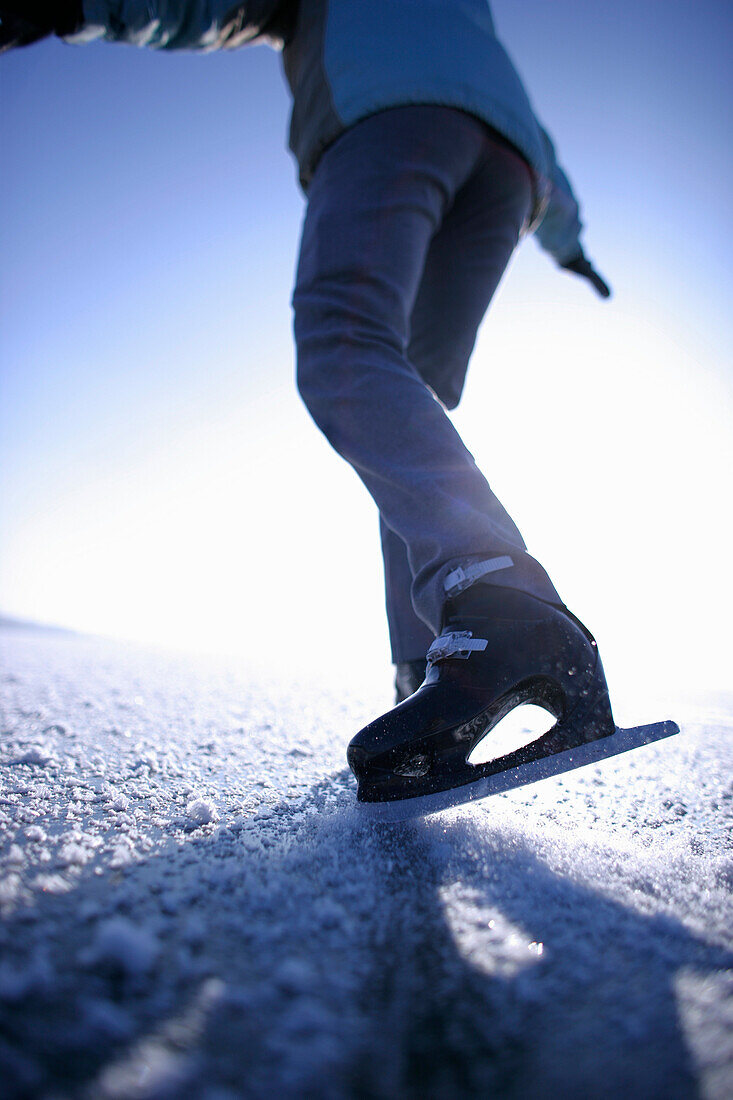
[444,555,514,596]
[427,631,489,663]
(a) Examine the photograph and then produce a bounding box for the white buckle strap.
[443,555,514,597]
[427,631,488,664]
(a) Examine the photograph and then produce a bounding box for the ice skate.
[349,585,678,819]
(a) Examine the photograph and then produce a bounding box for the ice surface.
[0,622,731,1099]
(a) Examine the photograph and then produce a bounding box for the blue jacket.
[73,0,583,261]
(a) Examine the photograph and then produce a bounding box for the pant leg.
[380,126,537,657]
[407,129,533,413]
[380,516,435,663]
[293,106,559,636]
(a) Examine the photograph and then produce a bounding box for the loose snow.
[0,621,731,1099]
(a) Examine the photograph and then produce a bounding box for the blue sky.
[1,1,731,697]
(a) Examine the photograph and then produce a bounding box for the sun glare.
[1,293,729,692]
[467,705,557,766]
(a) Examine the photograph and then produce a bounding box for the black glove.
[1,0,82,52]
[1,12,50,50]
[559,252,612,299]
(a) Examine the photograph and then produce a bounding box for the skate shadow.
[2,768,731,1099]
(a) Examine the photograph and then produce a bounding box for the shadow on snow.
[2,769,730,1099]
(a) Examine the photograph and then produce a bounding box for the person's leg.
[380,125,537,666]
[381,514,433,701]
[293,106,559,637]
[380,517,434,663]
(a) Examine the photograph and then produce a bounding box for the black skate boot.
[348,585,677,817]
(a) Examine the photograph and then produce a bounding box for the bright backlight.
[467,705,557,766]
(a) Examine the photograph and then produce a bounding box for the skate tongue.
[427,631,488,663]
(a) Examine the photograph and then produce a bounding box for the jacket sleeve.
[73,0,286,51]
[532,127,584,264]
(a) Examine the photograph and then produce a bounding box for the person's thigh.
[293,106,490,401]
[408,134,533,409]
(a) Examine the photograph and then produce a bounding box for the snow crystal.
[108,842,136,869]
[9,747,52,767]
[69,786,96,803]
[32,873,72,895]
[132,750,160,773]
[0,873,23,905]
[57,842,92,867]
[185,797,220,825]
[24,825,47,843]
[82,917,160,976]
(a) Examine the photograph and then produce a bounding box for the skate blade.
[356,720,679,823]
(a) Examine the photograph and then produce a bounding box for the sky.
[1,1,731,701]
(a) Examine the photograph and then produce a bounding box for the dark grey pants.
[293,107,560,657]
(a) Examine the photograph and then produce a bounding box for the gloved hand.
[1,12,50,51]
[559,251,612,299]
[1,0,82,52]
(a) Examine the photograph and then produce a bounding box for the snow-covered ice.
[0,620,731,1099]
